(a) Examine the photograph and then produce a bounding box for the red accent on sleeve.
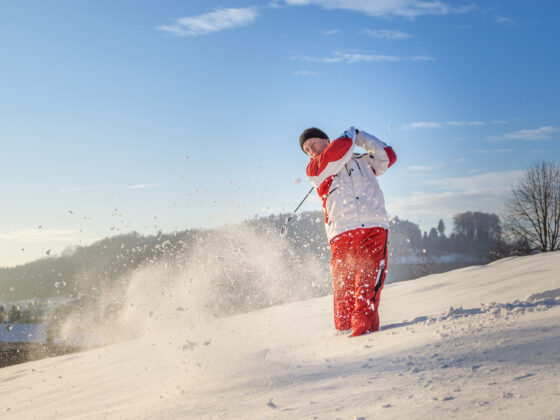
[306,137,353,177]
[385,146,397,168]
[316,176,335,224]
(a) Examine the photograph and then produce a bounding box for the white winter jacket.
[306,127,397,241]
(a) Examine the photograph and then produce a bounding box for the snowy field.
[1,252,559,419]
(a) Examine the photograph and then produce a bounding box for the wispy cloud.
[467,168,488,175]
[402,120,485,130]
[365,29,411,40]
[473,149,512,154]
[447,120,483,126]
[292,70,321,76]
[388,190,507,229]
[386,170,523,226]
[495,15,515,25]
[0,229,80,243]
[157,7,258,37]
[422,170,523,192]
[276,0,476,18]
[403,119,511,130]
[59,186,97,192]
[402,121,443,129]
[407,165,441,171]
[485,126,559,142]
[127,183,164,189]
[291,51,434,64]
[322,29,340,35]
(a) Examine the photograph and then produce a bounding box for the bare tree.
[414,249,437,278]
[505,161,560,252]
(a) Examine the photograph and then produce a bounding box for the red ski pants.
[329,227,388,336]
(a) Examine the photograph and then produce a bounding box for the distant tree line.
[1,302,45,324]
[388,210,507,279]
[0,209,518,311]
[1,161,558,336]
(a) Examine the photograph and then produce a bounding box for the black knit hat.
[299,127,329,152]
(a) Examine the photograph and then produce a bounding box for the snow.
[1,252,559,419]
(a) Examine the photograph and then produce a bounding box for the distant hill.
[0,212,329,308]
[0,211,504,320]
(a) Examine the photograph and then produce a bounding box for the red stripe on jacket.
[306,137,353,177]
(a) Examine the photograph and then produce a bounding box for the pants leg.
[368,239,388,333]
[351,228,388,337]
[330,228,388,335]
[329,232,356,330]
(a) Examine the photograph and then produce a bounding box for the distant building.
[0,323,47,352]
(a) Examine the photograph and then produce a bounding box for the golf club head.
[280,216,290,237]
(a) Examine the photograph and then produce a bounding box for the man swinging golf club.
[300,126,397,337]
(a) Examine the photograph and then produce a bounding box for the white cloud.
[402,121,443,130]
[473,149,513,154]
[388,190,503,217]
[495,15,515,25]
[59,186,97,192]
[322,29,340,35]
[0,229,80,243]
[407,165,440,171]
[292,70,321,76]
[403,120,485,130]
[157,7,258,37]
[485,126,559,142]
[278,0,476,18]
[127,184,164,189]
[291,51,433,64]
[467,168,487,175]
[386,170,523,227]
[446,120,483,126]
[365,29,411,40]
[422,170,523,193]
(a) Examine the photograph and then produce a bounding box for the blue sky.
[0,0,559,267]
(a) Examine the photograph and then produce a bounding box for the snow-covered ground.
[1,252,559,419]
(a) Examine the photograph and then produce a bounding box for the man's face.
[303,137,329,158]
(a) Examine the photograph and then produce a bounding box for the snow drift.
[1,252,559,419]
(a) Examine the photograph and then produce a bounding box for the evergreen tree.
[428,227,438,242]
[437,219,446,237]
[8,305,22,323]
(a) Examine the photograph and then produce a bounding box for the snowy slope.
[1,252,559,419]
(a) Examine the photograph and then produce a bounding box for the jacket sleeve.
[355,129,397,176]
[306,127,357,188]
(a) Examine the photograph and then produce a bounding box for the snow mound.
[0,252,559,419]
